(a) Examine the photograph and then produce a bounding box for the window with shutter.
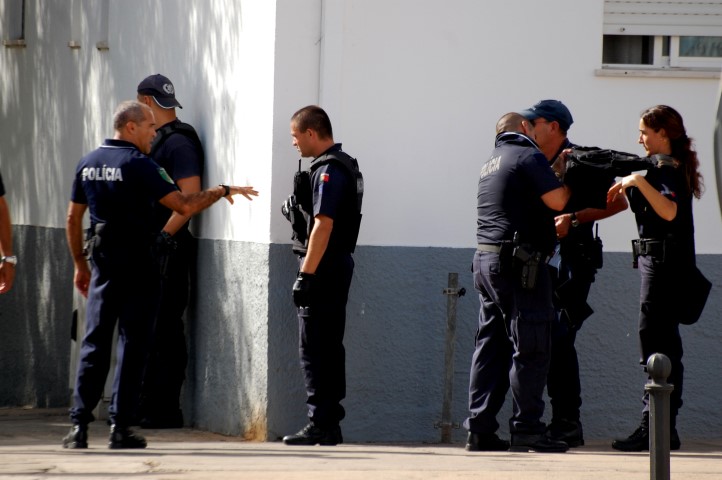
[602,0,722,71]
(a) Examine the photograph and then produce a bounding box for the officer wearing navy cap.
[137,74,183,109]
[63,100,257,449]
[464,112,571,453]
[520,100,627,447]
[136,73,204,429]
[282,105,363,446]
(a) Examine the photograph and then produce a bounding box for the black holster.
[513,243,543,290]
[631,237,672,268]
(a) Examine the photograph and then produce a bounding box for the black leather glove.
[292,272,315,307]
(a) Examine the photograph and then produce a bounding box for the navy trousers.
[638,255,684,421]
[547,256,593,423]
[70,247,161,427]
[297,252,354,428]
[465,250,555,435]
[140,233,195,416]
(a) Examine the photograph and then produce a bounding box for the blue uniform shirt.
[149,120,204,232]
[627,163,695,259]
[476,132,562,253]
[309,144,357,255]
[71,139,178,248]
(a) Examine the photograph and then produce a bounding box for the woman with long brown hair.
[607,105,703,452]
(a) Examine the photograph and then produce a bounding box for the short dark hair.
[113,100,148,131]
[496,112,526,135]
[291,105,333,140]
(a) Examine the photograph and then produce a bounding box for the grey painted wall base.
[2,229,721,444]
[0,226,74,407]
[263,245,722,443]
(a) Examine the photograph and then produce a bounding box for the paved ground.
[0,408,720,480]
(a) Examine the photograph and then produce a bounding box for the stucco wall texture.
[1,229,720,442]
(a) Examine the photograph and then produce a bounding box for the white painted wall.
[2,0,721,440]
[2,0,718,251]
[285,0,722,252]
[1,0,275,244]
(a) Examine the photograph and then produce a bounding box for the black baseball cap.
[519,99,573,131]
[137,74,183,109]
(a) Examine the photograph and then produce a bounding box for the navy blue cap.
[137,74,182,109]
[519,99,573,131]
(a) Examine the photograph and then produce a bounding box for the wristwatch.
[570,212,580,228]
[2,255,17,265]
[219,184,231,197]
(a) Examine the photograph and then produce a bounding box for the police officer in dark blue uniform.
[136,74,205,429]
[610,105,703,452]
[520,100,627,447]
[281,105,363,446]
[63,100,258,449]
[464,112,571,453]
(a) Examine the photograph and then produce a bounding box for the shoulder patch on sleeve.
[158,167,175,184]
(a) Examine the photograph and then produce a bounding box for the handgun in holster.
[631,239,640,268]
[513,243,542,290]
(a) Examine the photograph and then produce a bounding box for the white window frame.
[601,0,722,75]
[670,36,722,69]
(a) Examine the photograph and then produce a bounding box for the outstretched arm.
[158,184,259,217]
[161,175,201,236]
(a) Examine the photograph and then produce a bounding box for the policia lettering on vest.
[281,105,363,447]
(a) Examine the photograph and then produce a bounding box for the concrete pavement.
[0,408,720,479]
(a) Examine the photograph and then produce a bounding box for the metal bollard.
[435,273,465,443]
[645,353,674,480]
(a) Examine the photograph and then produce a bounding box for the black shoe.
[612,425,681,451]
[510,433,569,453]
[62,425,88,449]
[612,424,648,451]
[140,409,184,429]
[612,424,648,452]
[108,425,147,449]
[548,419,585,447]
[282,423,343,446]
[465,432,509,451]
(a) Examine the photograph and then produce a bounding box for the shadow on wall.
[185,239,272,440]
[112,0,247,226]
[0,227,74,406]
[0,1,110,408]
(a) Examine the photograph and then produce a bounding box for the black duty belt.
[632,238,665,257]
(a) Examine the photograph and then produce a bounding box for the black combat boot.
[62,424,88,449]
[613,412,680,451]
[465,432,510,451]
[548,418,585,447]
[282,423,343,446]
[108,425,147,449]
[510,433,569,453]
[612,412,649,451]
